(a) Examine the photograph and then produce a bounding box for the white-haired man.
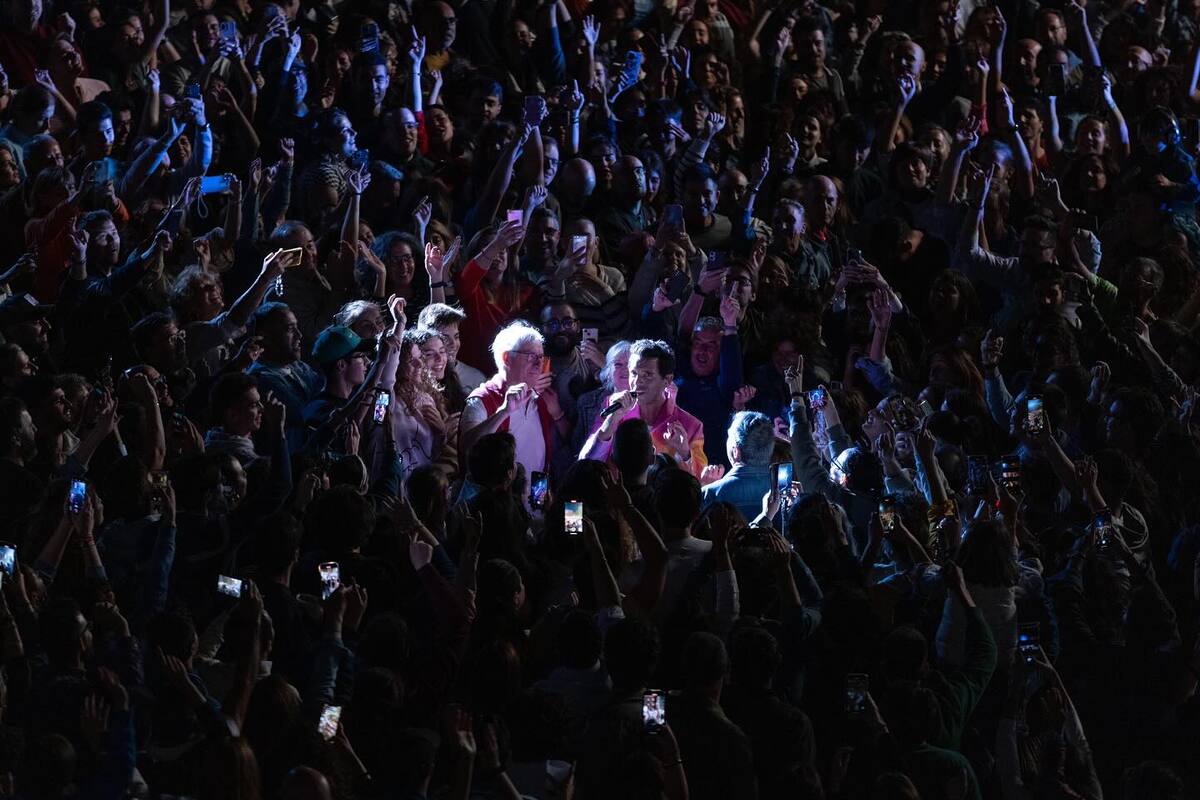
[460,320,567,479]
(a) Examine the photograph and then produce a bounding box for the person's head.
[317,108,357,158]
[401,327,444,382]
[384,107,420,156]
[1075,115,1109,155]
[612,155,647,206]
[0,396,36,461]
[603,616,660,691]
[892,38,925,78]
[4,0,42,32]
[253,302,302,364]
[1104,386,1164,451]
[612,417,654,482]
[423,0,456,52]
[772,199,806,243]
[1036,8,1067,46]
[689,317,722,377]
[600,340,631,392]
[492,321,545,384]
[425,104,454,145]
[76,100,115,160]
[23,133,63,176]
[0,140,22,191]
[681,631,728,695]
[726,411,773,467]
[1018,215,1059,265]
[196,736,262,800]
[467,431,517,489]
[629,339,675,402]
[269,220,317,271]
[0,343,35,388]
[539,303,580,358]
[1119,256,1164,307]
[558,157,596,208]
[722,261,756,312]
[956,519,1019,587]
[209,372,262,437]
[1139,106,1180,155]
[312,324,372,388]
[334,299,385,341]
[1031,264,1067,315]
[19,374,72,435]
[680,164,719,226]
[829,445,884,495]
[889,142,933,191]
[132,312,186,373]
[417,303,466,362]
[38,596,91,668]
[804,175,839,231]
[169,265,225,323]
[882,625,928,682]
[356,52,389,109]
[371,230,420,295]
[12,84,54,136]
[652,467,701,530]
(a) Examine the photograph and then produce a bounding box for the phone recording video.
[318,562,340,600]
[0,543,15,577]
[373,390,390,424]
[887,395,918,430]
[845,673,869,713]
[642,689,665,730]
[878,496,897,532]
[216,574,243,598]
[997,459,1022,493]
[564,500,584,535]
[808,387,827,410]
[966,455,988,494]
[68,480,88,514]
[529,471,549,510]
[1018,623,1040,663]
[318,704,342,741]
[773,461,793,496]
[1023,395,1046,436]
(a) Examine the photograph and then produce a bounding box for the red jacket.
[466,375,554,470]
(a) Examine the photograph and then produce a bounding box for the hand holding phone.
[845,673,869,713]
[318,562,340,600]
[878,497,897,533]
[529,471,549,509]
[373,390,390,424]
[68,480,88,514]
[642,689,665,730]
[564,500,584,535]
[318,704,342,740]
[216,574,243,597]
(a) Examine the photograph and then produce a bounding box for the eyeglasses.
[542,318,579,333]
[511,350,544,363]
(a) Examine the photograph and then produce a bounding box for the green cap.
[311,325,373,367]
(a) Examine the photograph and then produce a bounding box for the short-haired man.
[581,339,706,477]
[460,321,568,481]
[700,411,778,523]
[247,302,324,452]
[418,303,486,392]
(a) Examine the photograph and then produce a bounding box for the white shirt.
[462,394,546,479]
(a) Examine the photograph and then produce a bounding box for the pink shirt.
[583,395,707,478]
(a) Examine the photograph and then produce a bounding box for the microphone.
[600,392,639,418]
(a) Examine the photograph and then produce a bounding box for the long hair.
[956,519,1019,587]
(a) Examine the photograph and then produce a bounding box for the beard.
[545,333,578,358]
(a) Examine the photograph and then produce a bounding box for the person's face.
[611,352,630,391]
[1018,106,1043,141]
[37,138,64,169]
[1104,399,1134,448]
[364,64,389,106]
[44,387,71,431]
[771,340,798,374]
[1121,261,1161,303]
[687,19,710,47]
[420,335,449,379]
[393,108,419,153]
[195,278,224,319]
[531,214,560,262]
[115,17,145,59]
[1123,46,1152,78]
[228,387,263,435]
[281,226,317,271]
[645,166,662,200]
[436,322,461,361]
[540,305,580,355]
[1076,119,1107,154]
[427,108,453,143]
[542,140,561,186]
[0,150,17,190]
[478,92,501,123]
[389,241,416,287]
[434,2,457,50]
[690,328,721,376]
[52,38,83,76]
[11,348,34,380]
[803,28,826,64]
[268,311,303,362]
[512,18,535,49]
[112,109,133,148]
[773,204,805,240]
[722,269,754,310]
[88,116,115,158]
[863,398,891,440]
[589,143,617,186]
[1039,11,1067,46]
[930,278,961,311]
[682,177,718,224]
[148,321,186,371]
[806,178,838,229]
[797,115,821,150]
[342,351,369,386]
[330,114,357,158]
[1034,280,1064,314]
[726,94,745,137]
[16,0,42,30]
[1016,39,1041,81]
[171,132,192,167]
[503,339,544,384]
[629,352,670,401]
[16,408,36,454]
[919,129,949,163]
[350,306,384,340]
[13,317,49,356]
[1082,158,1107,191]
[697,54,721,89]
[893,41,924,78]
[195,14,220,51]
[1020,228,1057,264]
[897,153,929,190]
[87,220,121,266]
[85,5,102,28]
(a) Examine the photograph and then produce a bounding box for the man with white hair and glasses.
[460,320,568,480]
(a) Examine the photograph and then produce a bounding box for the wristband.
[430,281,448,288]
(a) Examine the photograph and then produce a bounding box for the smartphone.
[571,234,588,254]
[622,49,644,85]
[523,94,546,126]
[360,21,380,53]
[966,455,988,494]
[506,209,523,227]
[216,574,243,598]
[642,689,666,731]
[582,327,599,344]
[1071,211,1099,233]
[1094,511,1115,551]
[664,269,689,303]
[349,148,370,171]
[845,673,869,713]
[318,561,340,600]
[183,82,202,100]
[219,20,238,44]
[318,704,342,741]
[772,462,793,496]
[199,175,232,195]
[808,387,827,410]
[373,390,390,424]
[1023,395,1045,437]
[277,246,303,263]
[150,470,169,490]
[529,471,550,509]
[68,480,87,514]
[918,399,935,418]
[0,543,14,576]
[878,496,897,533]
[887,395,918,430]
[1018,622,1040,663]
[564,500,584,535]
[998,459,1021,493]
[663,204,684,228]
[1044,63,1067,97]
[846,247,862,264]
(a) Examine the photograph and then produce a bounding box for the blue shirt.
[248,360,324,452]
[675,333,743,467]
[701,463,773,525]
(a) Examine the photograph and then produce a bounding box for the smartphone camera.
[318,562,340,600]
[216,574,243,598]
[1023,395,1046,437]
[373,390,390,424]
[68,480,87,514]
[564,500,584,535]
[529,471,549,510]
[878,497,897,533]
[642,689,666,731]
[318,704,342,741]
[845,673,869,713]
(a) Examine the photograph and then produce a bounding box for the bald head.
[280,767,333,800]
[613,155,647,202]
[559,158,596,204]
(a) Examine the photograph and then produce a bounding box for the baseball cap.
[311,325,374,367]
[0,293,53,326]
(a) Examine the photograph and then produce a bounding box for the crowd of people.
[0,0,1198,797]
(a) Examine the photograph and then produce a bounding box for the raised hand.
[700,463,726,486]
[783,354,804,396]
[347,165,371,195]
[896,73,917,107]
[867,288,892,330]
[261,390,286,434]
[581,16,600,49]
[408,27,426,65]
[662,420,689,456]
[563,79,585,114]
[702,111,726,140]
[732,385,757,411]
[425,241,447,283]
[414,195,433,229]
